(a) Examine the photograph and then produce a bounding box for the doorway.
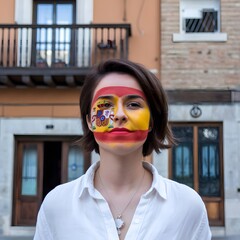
[12,136,91,226]
[42,141,61,199]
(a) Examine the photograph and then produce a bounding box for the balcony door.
[12,137,90,226]
[33,0,75,67]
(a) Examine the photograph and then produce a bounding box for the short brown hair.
[79,59,174,156]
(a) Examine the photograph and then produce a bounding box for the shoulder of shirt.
[42,162,98,209]
[145,162,206,213]
[42,176,82,206]
[161,176,206,213]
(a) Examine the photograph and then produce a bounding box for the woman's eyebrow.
[96,95,144,102]
[96,95,114,101]
[124,94,145,100]
[93,87,146,103]
[91,95,114,106]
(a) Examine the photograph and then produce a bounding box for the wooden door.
[13,142,43,226]
[12,137,91,226]
[169,123,224,226]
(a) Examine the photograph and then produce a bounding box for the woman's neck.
[97,147,145,191]
[95,148,152,240]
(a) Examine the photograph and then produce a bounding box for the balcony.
[0,23,131,87]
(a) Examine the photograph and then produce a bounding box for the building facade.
[0,0,239,238]
[161,0,240,237]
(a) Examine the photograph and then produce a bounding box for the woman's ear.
[86,114,93,132]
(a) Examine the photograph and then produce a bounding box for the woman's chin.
[98,140,146,156]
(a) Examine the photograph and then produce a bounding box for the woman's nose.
[113,102,128,124]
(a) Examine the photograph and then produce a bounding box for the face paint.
[92,86,146,104]
[91,99,114,132]
[93,129,148,142]
[91,86,150,143]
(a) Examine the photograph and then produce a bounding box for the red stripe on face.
[93,130,148,142]
[92,86,146,106]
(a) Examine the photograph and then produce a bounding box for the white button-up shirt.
[34,161,212,240]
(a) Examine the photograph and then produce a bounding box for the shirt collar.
[142,161,167,200]
[78,161,100,199]
[78,161,167,200]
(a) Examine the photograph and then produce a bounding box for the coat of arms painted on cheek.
[91,100,114,131]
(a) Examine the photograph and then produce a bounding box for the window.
[34,0,75,66]
[185,9,218,33]
[14,0,93,66]
[173,0,227,42]
[66,145,87,182]
[198,127,221,197]
[172,126,194,188]
[21,145,38,196]
[169,123,224,226]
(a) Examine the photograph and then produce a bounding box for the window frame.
[173,0,227,42]
[32,0,76,66]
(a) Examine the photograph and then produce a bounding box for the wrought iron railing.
[0,24,131,68]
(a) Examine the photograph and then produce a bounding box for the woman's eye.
[96,100,113,109]
[104,102,113,108]
[127,102,142,109]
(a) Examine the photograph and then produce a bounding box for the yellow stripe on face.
[123,105,150,131]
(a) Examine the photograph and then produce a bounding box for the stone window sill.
[172,33,227,42]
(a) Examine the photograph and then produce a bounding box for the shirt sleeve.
[194,210,212,240]
[33,204,54,240]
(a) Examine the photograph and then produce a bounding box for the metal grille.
[185,10,218,33]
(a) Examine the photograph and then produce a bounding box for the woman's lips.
[109,128,131,133]
[93,129,148,142]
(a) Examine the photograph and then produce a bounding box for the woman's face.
[88,73,151,155]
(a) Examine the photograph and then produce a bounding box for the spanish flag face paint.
[90,86,151,144]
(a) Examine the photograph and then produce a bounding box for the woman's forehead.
[93,73,142,94]
[92,86,146,104]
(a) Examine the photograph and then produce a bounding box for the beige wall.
[161,0,240,90]
[0,0,15,23]
[0,89,80,118]
[94,0,160,72]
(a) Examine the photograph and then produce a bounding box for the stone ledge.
[172,33,228,42]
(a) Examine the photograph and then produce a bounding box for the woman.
[34,59,211,240]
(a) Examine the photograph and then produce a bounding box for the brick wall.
[161,0,240,90]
